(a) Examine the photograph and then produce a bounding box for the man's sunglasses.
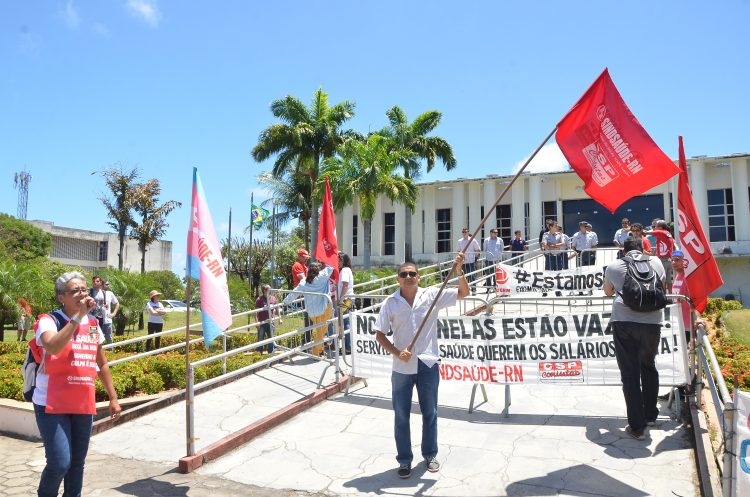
[398,271,418,278]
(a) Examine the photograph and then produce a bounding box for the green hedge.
[0,333,266,402]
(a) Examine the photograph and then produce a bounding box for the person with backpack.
[30,271,121,497]
[602,236,667,440]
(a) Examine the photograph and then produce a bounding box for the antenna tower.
[14,170,31,220]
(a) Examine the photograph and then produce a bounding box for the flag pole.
[249,193,254,297]
[227,207,232,274]
[674,137,684,247]
[406,126,558,353]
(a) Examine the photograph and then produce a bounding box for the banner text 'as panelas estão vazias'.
[352,307,689,386]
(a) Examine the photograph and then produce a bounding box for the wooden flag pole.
[406,126,558,353]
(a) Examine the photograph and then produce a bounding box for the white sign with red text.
[352,306,689,386]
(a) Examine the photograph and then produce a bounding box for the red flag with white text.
[316,176,339,281]
[676,136,723,312]
[556,68,680,213]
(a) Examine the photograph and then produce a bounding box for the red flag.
[556,68,680,213]
[676,136,723,313]
[316,176,339,281]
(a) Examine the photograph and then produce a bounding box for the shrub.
[0,370,24,401]
[710,332,750,390]
[135,372,165,394]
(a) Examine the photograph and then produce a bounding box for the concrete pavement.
[0,435,326,497]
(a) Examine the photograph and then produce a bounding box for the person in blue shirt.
[507,230,529,263]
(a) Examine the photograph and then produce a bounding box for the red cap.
[297,249,310,258]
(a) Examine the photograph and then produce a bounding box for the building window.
[436,208,451,253]
[480,206,485,241]
[99,241,108,262]
[384,212,395,256]
[495,204,512,241]
[352,215,358,257]
[707,188,735,241]
[524,202,529,239]
[421,210,425,254]
[543,201,557,221]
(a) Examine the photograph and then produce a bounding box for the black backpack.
[21,310,65,401]
[618,256,667,312]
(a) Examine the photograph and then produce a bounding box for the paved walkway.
[0,435,325,497]
[1,286,700,496]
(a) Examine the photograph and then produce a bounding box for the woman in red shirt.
[33,271,121,497]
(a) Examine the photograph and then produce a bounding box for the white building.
[29,220,173,273]
[336,153,750,303]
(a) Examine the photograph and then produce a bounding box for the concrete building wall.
[29,220,173,273]
[339,153,750,305]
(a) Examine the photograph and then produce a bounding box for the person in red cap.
[292,249,310,287]
[291,248,312,341]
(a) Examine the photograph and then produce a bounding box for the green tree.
[131,178,182,273]
[323,135,417,269]
[379,106,456,260]
[100,166,140,270]
[252,88,357,253]
[0,259,54,340]
[256,171,312,245]
[0,214,52,260]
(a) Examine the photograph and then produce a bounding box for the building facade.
[336,153,750,302]
[29,220,173,273]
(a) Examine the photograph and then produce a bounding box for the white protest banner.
[734,390,750,497]
[494,262,606,296]
[352,305,688,386]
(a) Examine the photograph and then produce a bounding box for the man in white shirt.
[457,228,481,294]
[375,254,469,479]
[613,218,631,258]
[482,228,504,288]
[571,221,598,267]
[90,276,120,344]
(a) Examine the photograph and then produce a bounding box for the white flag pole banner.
[734,390,750,497]
[352,305,689,386]
[494,262,606,296]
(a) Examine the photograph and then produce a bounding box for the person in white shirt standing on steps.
[482,228,504,289]
[457,228,480,295]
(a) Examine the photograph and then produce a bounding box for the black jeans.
[146,321,163,351]
[612,321,662,431]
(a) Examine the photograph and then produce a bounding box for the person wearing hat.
[292,249,310,287]
[571,221,598,267]
[145,290,167,351]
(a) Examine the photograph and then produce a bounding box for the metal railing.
[696,324,735,497]
[184,289,344,456]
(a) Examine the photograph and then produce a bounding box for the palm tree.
[256,171,312,248]
[131,179,182,273]
[379,106,456,260]
[251,88,357,255]
[323,135,417,269]
[100,166,140,270]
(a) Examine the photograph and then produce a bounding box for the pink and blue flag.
[186,167,232,345]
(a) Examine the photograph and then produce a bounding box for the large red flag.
[676,136,723,313]
[556,68,680,213]
[316,176,339,281]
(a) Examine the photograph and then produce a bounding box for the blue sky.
[1,1,749,274]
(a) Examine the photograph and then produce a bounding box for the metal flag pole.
[406,126,558,353]
[227,207,232,274]
[249,193,254,296]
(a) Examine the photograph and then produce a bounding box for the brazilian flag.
[251,204,270,229]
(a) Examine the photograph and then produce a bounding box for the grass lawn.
[723,309,750,347]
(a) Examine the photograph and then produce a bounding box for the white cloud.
[92,22,111,37]
[126,0,161,27]
[61,1,81,29]
[512,142,570,174]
